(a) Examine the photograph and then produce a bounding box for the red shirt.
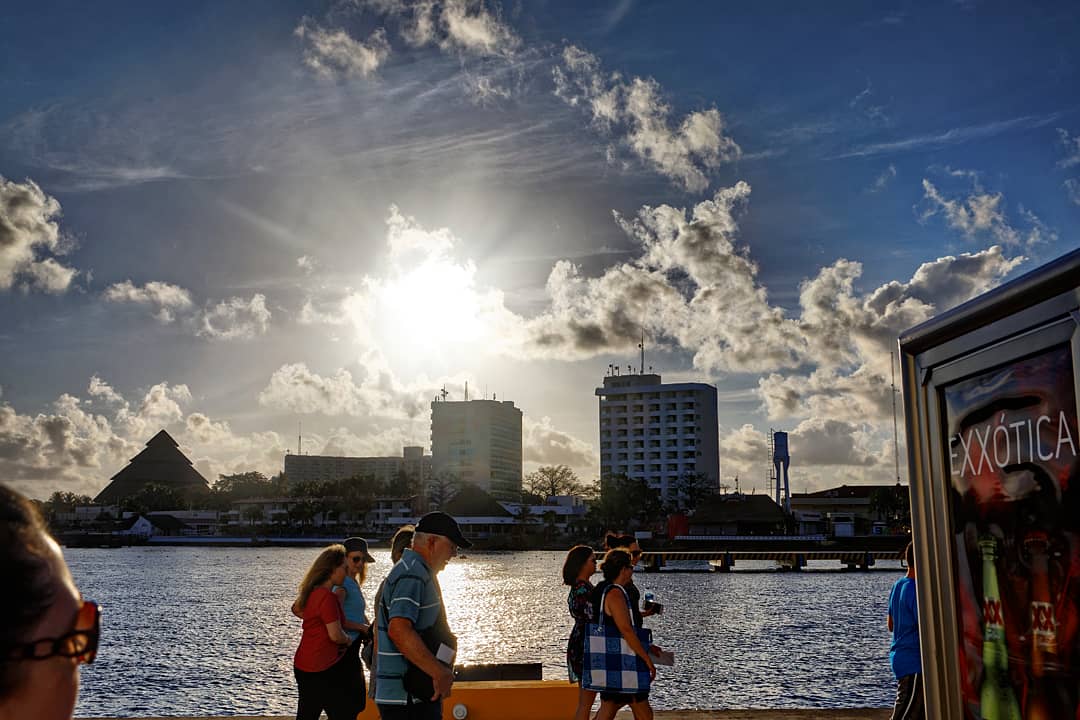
[293,586,346,672]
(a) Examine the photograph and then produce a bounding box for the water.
[68,548,900,717]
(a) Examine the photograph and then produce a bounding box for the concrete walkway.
[90,712,891,720]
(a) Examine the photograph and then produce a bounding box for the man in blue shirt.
[376,512,472,720]
[888,542,923,720]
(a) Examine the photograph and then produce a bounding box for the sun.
[367,256,501,354]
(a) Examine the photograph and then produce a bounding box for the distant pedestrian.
[1,484,100,720]
[887,542,923,720]
[562,544,598,720]
[367,524,415,699]
[292,544,362,720]
[592,549,655,720]
[375,513,471,720]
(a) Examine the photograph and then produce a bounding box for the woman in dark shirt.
[592,549,656,720]
[562,545,598,720]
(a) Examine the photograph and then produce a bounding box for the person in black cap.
[374,512,471,720]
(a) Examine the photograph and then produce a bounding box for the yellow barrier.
[358,680,580,720]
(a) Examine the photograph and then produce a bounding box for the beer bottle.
[1023,531,1066,720]
[978,536,1021,720]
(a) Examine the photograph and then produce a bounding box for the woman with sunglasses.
[336,537,375,646]
[292,544,362,720]
[604,534,654,623]
[1,484,99,720]
[335,536,374,707]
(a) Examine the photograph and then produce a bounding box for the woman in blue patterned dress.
[562,544,597,720]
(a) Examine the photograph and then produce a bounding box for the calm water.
[67,547,901,716]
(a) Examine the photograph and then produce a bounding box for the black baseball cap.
[342,537,376,562]
[416,511,473,549]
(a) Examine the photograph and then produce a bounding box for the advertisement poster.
[944,344,1080,719]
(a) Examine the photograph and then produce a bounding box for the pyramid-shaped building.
[94,430,210,504]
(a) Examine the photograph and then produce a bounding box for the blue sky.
[1,0,1078,499]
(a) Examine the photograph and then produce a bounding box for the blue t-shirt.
[337,575,367,643]
[374,549,444,706]
[888,576,921,679]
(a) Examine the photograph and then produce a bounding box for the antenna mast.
[638,329,645,375]
[891,352,901,484]
[298,421,302,456]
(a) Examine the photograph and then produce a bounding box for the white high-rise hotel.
[596,372,720,503]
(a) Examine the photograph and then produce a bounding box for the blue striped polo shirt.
[374,549,443,706]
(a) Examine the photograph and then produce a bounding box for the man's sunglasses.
[6,600,100,665]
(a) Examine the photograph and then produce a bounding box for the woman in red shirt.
[292,544,361,720]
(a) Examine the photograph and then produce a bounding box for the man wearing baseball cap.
[375,512,472,720]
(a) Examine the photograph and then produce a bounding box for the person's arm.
[388,617,455,701]
[326,619,351,644]
[291,601,303,619]
[316,590,351,645]
[887,583,896,631]
[342,617,371,636]
[606,589,656,680]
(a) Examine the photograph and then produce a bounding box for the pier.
[632,535,907,572]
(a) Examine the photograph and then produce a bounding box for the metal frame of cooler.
[898,248,1080,719]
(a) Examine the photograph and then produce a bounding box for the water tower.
[773,431,791,513]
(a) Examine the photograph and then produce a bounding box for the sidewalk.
[91,712,891,720]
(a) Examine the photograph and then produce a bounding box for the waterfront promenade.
[97,712,890,719]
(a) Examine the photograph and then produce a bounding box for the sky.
[1,0,1078,500]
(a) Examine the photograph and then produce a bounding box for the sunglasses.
[7,600,100,665]
[348,555,366,564]
[631,550,642,558]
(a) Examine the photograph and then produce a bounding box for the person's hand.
[431,664,455,701]
[641,606,657,618]
[646,657,656,681]
[649,644,664,655]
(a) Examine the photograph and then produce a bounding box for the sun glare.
[372,259,493,353]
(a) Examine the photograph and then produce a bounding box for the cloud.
[0,176,78,293]
[525,183,805,373]
[553,45,740,192]
[366,0,521,57]
[849,80,889,124]
[436,0,520,56]
[1058,128,1080,168]
[523,416,596,476]
[0,377,283,499]
[197,294,272,340]
[103,280,195,323]
[257,361,435,420]
[1066,178,1080,206]
[297,255,317,274]
[758,245,1023,425]
[315,424,426,458]
[835,113,1060,159]
[788,418,878,467]
[0,373,294,499]
[104,281,272,340]
[295,19,392,79]
[919,177,1050,248]
[868,164,897,193]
